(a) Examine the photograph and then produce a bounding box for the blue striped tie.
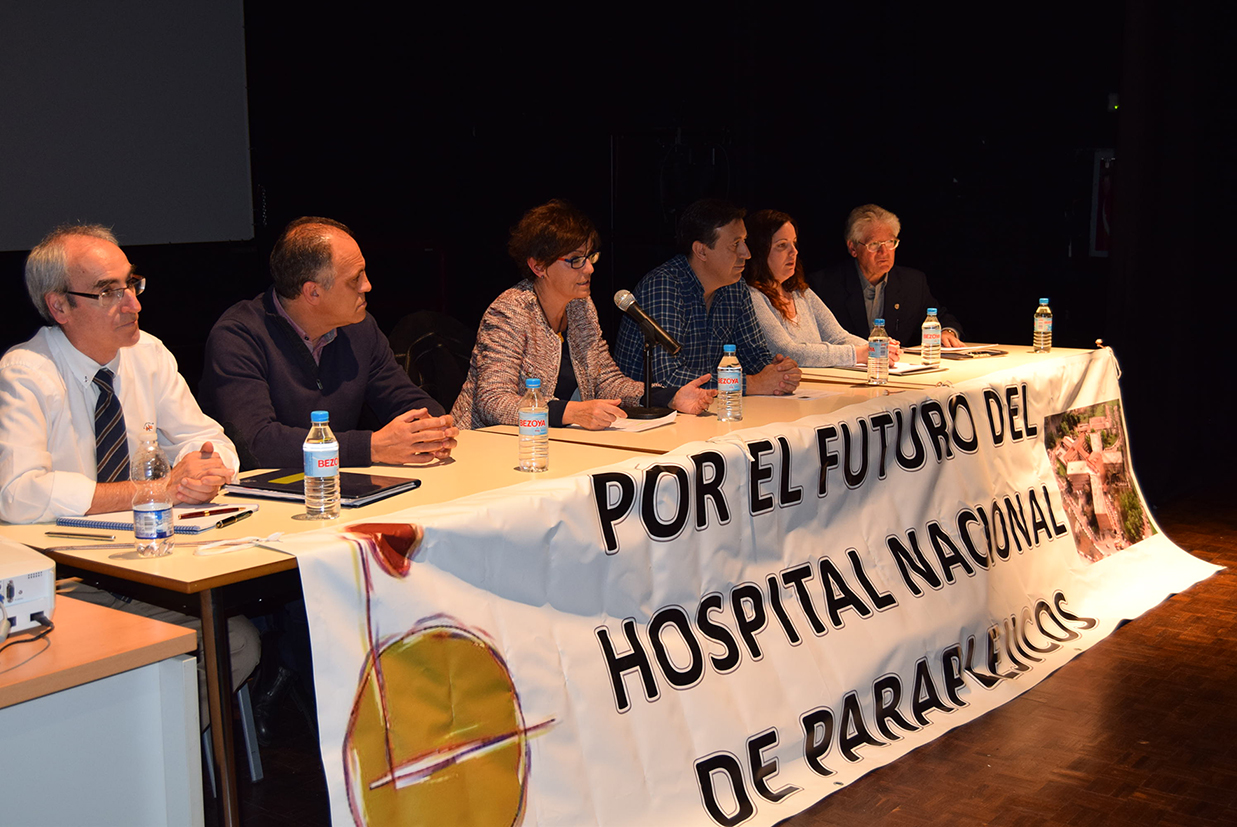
[93,368,130,483]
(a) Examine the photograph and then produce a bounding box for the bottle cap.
[311,410,329,423]
[873,318,885,326]
[926,308,937,315]
[723,344,736,353]
[1039,298,1049,305]
[526,378,541,389]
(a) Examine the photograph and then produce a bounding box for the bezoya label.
[717,366,743,393]
[519,410,548,437]
[304,441,340,477]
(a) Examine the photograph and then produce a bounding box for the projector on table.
[0,539,55,636]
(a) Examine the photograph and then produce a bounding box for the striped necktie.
[93,368,130,482]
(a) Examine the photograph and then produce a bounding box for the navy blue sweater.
[200,288,442,469]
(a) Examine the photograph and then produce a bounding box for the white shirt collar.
[47,325,122,392]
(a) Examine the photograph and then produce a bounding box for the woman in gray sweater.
[744,209,899,367]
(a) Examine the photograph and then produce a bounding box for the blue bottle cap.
[873,318,885,326]
[310,410,329,423]
[1039,297,1049,304]
[723,344,736,353]
[927,308,937,315]
[526,378,541,389]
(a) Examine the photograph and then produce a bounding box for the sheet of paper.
[904,343,1000,354]
[607,411,677,432]
[786,386,844,399]
[807,362,944,376]
[565,411,678,432]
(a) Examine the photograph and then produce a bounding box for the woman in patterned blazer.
[452,200,714,430]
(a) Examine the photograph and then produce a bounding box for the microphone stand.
[624,340,673,420]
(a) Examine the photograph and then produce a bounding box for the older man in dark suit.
[808,204,963,347]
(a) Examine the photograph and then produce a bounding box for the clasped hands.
[170,441,233,504]
[747,353,802,396]
[371,408,459,465]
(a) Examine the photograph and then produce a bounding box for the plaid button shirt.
[615,255,772,389]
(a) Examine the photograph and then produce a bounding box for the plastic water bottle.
[304,410,340,519]
[867,318,890,385]
[921,308,942,366]
[717,344,743,422]
[1033,298,1053,352]
[518,378,549,472]
[131,422,174,557]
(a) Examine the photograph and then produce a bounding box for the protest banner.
[288,348,1216,826]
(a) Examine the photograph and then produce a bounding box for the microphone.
[614,290,682,355]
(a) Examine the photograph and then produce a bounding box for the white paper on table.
[888,362,944,375]
[566,410,677,432]
[805,362,944,377]
[786,385,844,399]
[904,343,999,354]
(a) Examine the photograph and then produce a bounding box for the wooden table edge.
[0,603,197,709]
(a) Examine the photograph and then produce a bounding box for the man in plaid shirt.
[615,199,801,395]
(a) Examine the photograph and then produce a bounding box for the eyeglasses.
[856,239,900,253]
[558,252,600,270]
[64,276,146,307]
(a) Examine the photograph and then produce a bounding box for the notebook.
[55,503,260,534]
[223,470,422,508]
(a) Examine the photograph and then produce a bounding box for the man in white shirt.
[0,224,238,521]
[0,224,257,717]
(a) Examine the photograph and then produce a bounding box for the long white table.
[0,346,1094,826]
[292,344,1184,827]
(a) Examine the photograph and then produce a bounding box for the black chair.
[387,311,476,412]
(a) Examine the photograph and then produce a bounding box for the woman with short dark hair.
[452,200,714,430]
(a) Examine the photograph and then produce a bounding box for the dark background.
[1,2,1231,507]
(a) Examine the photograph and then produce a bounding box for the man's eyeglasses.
[856,239,900,253]
[558,252,600,270]
[64,277,146,308]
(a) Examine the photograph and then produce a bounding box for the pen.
[179,506,242,520]
[215,510,254,529]
[45,531,117,541]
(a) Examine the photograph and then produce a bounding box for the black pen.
[215,510,254,529]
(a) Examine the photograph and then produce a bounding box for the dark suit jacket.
[807,261,962,346]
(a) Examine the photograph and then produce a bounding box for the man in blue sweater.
[201,217,458,470]
[201,216,459,741]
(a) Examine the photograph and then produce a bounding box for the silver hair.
[845,204,901,244]
[24,224,119,324]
